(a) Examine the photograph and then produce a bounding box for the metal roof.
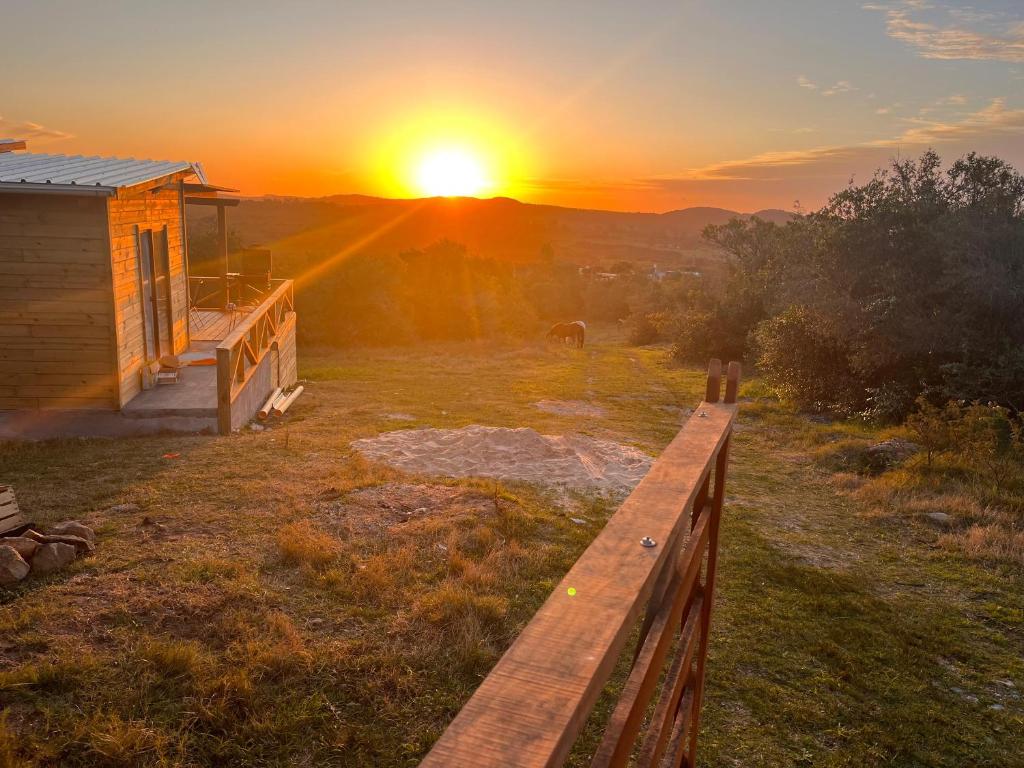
[0,151,204,194]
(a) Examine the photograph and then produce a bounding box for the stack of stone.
[0,521,96,586]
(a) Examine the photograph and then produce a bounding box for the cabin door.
[137,227,175,363]
[137,228,159,362]
[152,227,174,355]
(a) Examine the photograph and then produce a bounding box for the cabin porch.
[120,281,297,434]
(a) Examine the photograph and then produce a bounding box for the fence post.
[685,361,739,765]
[216,346,232,435]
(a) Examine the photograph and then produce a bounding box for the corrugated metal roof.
[0,151,200,192]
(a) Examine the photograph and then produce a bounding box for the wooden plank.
[635,599,702,767]
[591,506,710,767]
[420,401,737,768]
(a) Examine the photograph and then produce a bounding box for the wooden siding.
[107,181,190,406]
[0,194,118,410]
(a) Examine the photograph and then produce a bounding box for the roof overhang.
[0,181,116,196]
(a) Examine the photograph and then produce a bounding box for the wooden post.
[685,361,740,765]
[216,345,232,435]
[216,203,228,304]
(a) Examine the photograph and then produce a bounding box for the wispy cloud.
[822,80,857,97]
[0,116,73,143]
[891,97,1024,144]
[676,98,1024,181]
[798,75,857,96]
[865,2,1024,63]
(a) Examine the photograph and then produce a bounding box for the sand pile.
[351,425,652,494]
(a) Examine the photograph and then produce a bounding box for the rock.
[925,511,954,527]
[570,517,587,525]
[31,542,77,574]
[1,536,39,560]
[22,529,94,555]
[864,438,920,469]
[108,503,140,514]
[249,422,264,432]
[0,545,30,585]
[50,521,96,544]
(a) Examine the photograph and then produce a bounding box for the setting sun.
[415,147,488,197]
[368,108,528,201]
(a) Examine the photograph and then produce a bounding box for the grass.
[1,328,1022,766]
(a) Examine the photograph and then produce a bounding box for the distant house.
[0,140,297,438]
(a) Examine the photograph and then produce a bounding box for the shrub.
[752,306,860,413]
[905,396,961,466]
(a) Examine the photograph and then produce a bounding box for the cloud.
[888,97,1024,144]
[0,116,73,143]
[675,98,1024,181]
[865,2,1024,63]
[876,107,892,114]
[822,80,857,96]
[798,75,857,96]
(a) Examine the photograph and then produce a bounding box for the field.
[1,331,1022,767]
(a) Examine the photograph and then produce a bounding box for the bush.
[752,306,860,413]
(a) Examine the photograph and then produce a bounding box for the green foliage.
[669,151,1024,417]
[904,396,1024,489]
[905,396,962,466]
[751,306,860,413]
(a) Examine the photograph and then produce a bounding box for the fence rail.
[215,278,295,435]
[421,359,741,768]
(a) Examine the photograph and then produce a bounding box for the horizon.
[3,1,1024,212]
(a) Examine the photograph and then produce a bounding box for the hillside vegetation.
[1,334,1022,766]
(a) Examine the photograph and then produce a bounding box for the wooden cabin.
[0,140,297,438]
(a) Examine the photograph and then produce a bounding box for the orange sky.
[3,1,1024,213]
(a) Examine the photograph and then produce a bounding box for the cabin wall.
[108,184,189,407]
[0,194,119,410]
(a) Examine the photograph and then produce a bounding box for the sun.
[415,147,488,197]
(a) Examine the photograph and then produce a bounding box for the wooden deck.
[190,308,252,342]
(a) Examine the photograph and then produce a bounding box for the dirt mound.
[351,425,652,494]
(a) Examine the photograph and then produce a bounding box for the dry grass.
[2,338,1023,766]
[277,520,343,568]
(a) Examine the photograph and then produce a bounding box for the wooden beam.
[184,196,240,207]
[0,140,27,153]
[182,182,240,194]
[216,204,228,282]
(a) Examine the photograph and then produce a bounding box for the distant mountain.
[189,194,793,270]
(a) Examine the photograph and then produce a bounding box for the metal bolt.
[699,410,708,418]
[640,536,657,548]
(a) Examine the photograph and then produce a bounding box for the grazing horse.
[547,321,586,348]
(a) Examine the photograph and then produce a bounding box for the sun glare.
[370,109,527,200]
[415,147,487,197]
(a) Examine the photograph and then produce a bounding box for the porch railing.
[420,359,741,768]
[215,278,295,434]
[188,274,276,311]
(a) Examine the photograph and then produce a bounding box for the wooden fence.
[215,279,296,434]
[421,359,741,768]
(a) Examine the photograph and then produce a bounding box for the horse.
[547,320,586,348]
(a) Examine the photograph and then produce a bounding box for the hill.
[187,194,792,270]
